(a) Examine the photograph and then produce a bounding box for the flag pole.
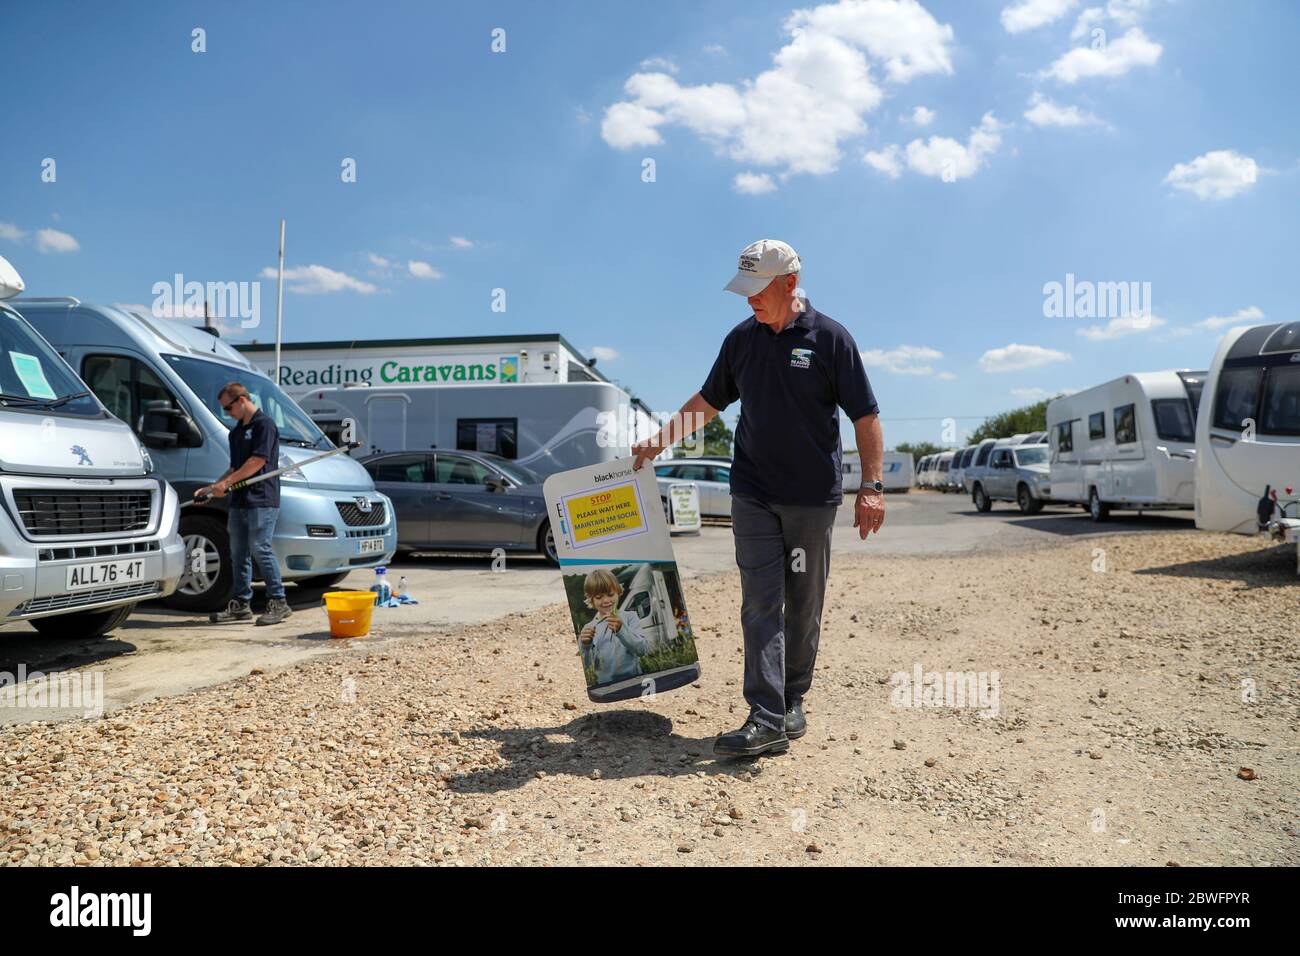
[274,218,285,383]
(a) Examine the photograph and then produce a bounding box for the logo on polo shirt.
[789,348,813,369]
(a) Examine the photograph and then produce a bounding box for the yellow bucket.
[323,590,376,638]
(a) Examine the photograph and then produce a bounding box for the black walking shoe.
[713,720,789,758]
[256,598,293,626]
[209,599,252,623]
[784,702,807,739]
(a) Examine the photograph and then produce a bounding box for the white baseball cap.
[723,239,801,297]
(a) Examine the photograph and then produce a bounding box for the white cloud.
[601,101,667,149]
[733,171,777,194]
[1011,387,1051,400]
[640,56,678,74]
[860,344,944,375]
[0,222,25,242]
[703,44,728,56]
[408,260,444,280]
[262,264,377,294]
[1077,314,1166,340]
[1001,0,1079,34]
[1024,92,1102,127]
[902,112,1003,180]
[589,346,619,362]
[601,0,955,184]
[367,253,392,268]
[449,236,474,249]
[1198,306,1264,330]
[979,343,1071,373]
[863,144,903,178]
[937,371,957,381]
[1070,1,1152,40]
[35,228,80,254]
[909,105,935,126]
[1163,150,1258,201]
[1041,27,1161,83]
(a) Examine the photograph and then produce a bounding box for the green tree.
[893,441,943,461]
[675,415,734,457]
[967,398,1057,444]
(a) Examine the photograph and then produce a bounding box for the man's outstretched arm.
[632,392,720,469]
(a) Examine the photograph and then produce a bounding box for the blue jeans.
[228,506,284,602]
[731,493,837,732]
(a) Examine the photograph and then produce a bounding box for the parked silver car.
[360,450,556,564]
[653,457,732,517]
[971,443,1053,514]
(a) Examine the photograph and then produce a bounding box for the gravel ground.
[2,531,1296,866]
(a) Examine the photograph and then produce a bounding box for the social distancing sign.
[543,458,702,703]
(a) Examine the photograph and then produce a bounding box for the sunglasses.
[221,397,240,413]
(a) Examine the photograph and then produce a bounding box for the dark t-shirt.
[699,301,878,506]
[228,408,280,508]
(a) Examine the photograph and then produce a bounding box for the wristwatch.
[861,480,884,493]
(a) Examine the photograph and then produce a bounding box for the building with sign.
[237,334,659,477]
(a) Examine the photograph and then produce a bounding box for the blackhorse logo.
[71,445,93,466]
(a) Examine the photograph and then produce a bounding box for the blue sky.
[2,0,1296,449]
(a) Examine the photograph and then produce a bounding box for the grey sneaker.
[210,599,252,623]
[256,598,293,626]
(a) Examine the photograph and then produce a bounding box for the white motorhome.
[843,450,913,492]
[0,258,184,638]
[933,451,956,491]
[1196,321,1300,555]
[1047,371,1204,521]
[304,381,635,478]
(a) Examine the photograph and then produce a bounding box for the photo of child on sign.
[562,562,700,694]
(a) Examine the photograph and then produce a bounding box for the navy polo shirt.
[700,301,878,506]
[228,409,280,508]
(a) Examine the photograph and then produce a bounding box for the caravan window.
[1088,412,1105,440]
[1151,399,1195,442]
[975,444,993,466]
[1055,421,1074,453]
[1113,404,1137,444]
[1211,367,1263,432]
[457,418,518,459]
[1260,365,1300,436]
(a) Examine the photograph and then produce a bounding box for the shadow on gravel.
[997,511,1195,536]
[451,709,772,795]
[0,635,136,678]
[1134,542,1295,590]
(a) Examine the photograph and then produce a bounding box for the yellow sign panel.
[564,482,645,545]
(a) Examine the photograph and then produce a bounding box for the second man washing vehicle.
[197,382,293,627]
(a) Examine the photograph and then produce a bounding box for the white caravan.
[915,454,932,488]
[1047,371,1204,521]
[843,450,913,492]
[1196,321,1300,559]
[933,451,956,491]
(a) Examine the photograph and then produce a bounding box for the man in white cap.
[633,239,884,757]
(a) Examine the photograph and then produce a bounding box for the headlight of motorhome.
[278,454,307,483]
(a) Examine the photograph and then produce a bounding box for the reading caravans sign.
[268,354,521,389]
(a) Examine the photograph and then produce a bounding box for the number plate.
[358,537,385,555]
[65,558,147,591]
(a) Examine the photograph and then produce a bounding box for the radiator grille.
[335,500,387,527]
[14,490,152,537]
[11,581,160,616]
